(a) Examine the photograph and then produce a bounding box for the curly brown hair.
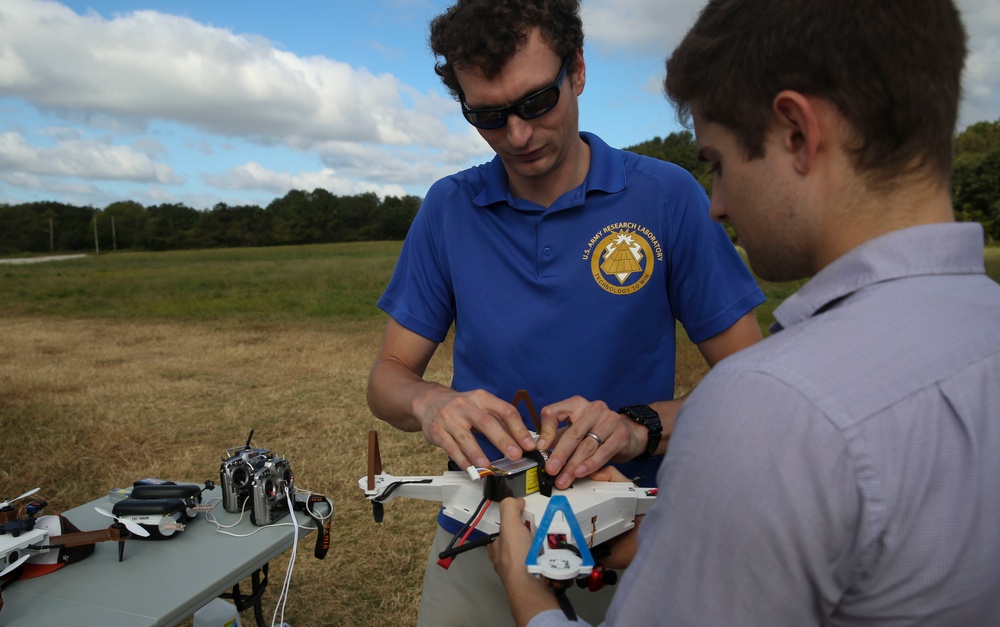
[429,0,584,100]
[665,0,967,185]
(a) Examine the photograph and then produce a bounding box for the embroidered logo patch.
[583,226,661,295]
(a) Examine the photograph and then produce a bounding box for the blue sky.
[1,0,998,211]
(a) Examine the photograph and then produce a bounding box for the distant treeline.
[0,190,422,255]
[626,119,1000,244]
[2,120,997,255]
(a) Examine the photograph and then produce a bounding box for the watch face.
[630,405,658,420]
[622,404,658,421]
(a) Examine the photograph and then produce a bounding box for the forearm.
[366,357,451,432]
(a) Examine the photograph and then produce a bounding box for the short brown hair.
[664,0,967,183]
[429,0,584,100]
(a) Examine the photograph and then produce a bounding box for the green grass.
[0,242,403,322]
[3,243,997,326]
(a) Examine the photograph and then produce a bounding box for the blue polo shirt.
[379,131,763,486]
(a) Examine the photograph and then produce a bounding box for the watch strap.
[618,404,663,461]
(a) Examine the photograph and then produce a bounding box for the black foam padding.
[113,498,188,516]
[130,484,201,500]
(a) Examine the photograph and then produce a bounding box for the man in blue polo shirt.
[365,0,764,625]
[488,0,1000,626]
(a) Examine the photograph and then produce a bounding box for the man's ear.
[771,90,821,175]
[571,48,586,96]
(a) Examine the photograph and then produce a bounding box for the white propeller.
[94,507,151,538]
[0,487,40,509]
[1,553,31,577]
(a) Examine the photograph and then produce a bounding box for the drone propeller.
[94,507,150,538]
[0,554,30,578]
[367,430,385,523]
[0,488,40,509]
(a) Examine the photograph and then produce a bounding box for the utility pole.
[93,214,100,256]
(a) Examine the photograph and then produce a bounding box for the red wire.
[454,499,492,549]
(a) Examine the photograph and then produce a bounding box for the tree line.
[627,119,1000,244]
[0,190,422,255]
[1,120,997,255]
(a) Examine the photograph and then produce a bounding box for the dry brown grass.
[0,314,707,626]
[0,315,452,626]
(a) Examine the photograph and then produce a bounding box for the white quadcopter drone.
[358,428,655,601]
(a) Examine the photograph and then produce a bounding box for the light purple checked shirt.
[531,222,1000,627]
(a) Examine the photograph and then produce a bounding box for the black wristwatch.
[618,404,663,461]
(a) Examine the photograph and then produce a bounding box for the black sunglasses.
[460,58,569,130]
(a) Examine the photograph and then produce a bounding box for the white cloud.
[0,0,454,149]
[0,0,995,211]
[203,161,408,199]
[583,0,1000,131]
[0,131,182,184]
[582,0,703,57]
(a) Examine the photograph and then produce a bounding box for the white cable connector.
[466,465,481,481]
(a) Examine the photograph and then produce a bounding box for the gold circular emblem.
[590,230,655,295]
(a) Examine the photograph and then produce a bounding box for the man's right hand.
[413,387,538,470]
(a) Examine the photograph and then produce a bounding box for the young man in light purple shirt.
[489,0,1000,625]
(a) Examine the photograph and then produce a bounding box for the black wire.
[550,538,582,558]
[437,531,498,559]
[372,479,432,504]
[444,494,490,552]
[555,587,577,621]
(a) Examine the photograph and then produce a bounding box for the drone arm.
[46,526,126,548]
[362,472,473,505]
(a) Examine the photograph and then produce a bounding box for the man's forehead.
[455,52,561,106]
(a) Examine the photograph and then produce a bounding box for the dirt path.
[0,254,87,264]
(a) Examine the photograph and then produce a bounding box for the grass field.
[1,242,998,626]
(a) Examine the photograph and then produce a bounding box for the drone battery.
[483,457,540,501]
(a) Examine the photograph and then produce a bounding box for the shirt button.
[543,246,552,256]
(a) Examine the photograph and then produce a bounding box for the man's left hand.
[537,396,646,489]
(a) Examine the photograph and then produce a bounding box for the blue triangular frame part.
[524,495,595,570]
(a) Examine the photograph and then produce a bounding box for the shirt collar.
[473,131,625,211]
[773,222,986,331]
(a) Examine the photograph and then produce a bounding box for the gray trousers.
[417,525,617,627]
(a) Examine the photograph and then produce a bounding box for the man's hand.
[413,387,537,470]
[488,498,560,627]
[537,396,648,489]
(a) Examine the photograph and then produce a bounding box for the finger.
[425,424,481,471]
[463,391,539,460]
[537,398,582,451]
[544,410,597,478]
[553,410,636,488]
[587,465,631,483]
[535,411,560,453]
[450,428,492,469]
[554,436,618,489]
[489,498,529,567]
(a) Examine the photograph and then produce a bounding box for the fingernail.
[533,438,546,450]
[507,445,522,459]
[556,474,571,489]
